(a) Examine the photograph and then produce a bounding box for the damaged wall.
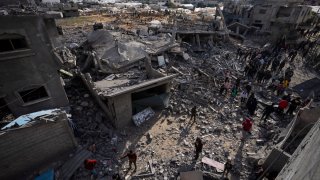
[0,16,69,117]
[0,112,77,179]
[276,119,320,180]
[91,75,175,128]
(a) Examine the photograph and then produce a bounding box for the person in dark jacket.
[190,106,197,123]
[286,97,301,115]
[261,103,275,122]
[223,158,233,177]
[246,94,258,116]
[194,137,203,160]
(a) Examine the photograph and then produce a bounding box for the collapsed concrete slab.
[0,109,77,180]
[79,29,178,73]
[227,22,258,40]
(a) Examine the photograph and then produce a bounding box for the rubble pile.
[61,35,288,180]
[53,6,318,180]
[65,80,122,178]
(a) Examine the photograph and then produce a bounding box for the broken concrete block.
[182,52,190,60]
[80,101,89,107]
[132,107,155,126]
[158,56,166,67]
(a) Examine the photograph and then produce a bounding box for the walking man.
[223,158,233,177]
[246,94,258,116]
[121,150,137,171]
[194,137,203,160]
[190,106,197,123]
[261,103,275,122]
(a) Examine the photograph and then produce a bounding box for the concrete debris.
[2,1,319,180]
[132,107,155,127]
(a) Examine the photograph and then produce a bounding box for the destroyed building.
[275,117,320,180]
[223,0,315,37]
[77,29,178,128]
[261,105,320,178]
[0,16,69,120]
[0,109,77,180]
[0,0,319,179]
[0,0,36,7]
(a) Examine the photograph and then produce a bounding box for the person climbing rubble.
[194,137,203,160]
[121,150,137,171]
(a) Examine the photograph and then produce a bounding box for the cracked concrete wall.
[111,93,133,128]
[0,16,69,116]
[276,119,320,180]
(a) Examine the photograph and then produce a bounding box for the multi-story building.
[0,15,69,119]
[224,0,314,33]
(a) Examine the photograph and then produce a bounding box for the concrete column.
[196,34,201,49]
[236,26,240,34]
[243,29,248,36]
[192,35,196,45]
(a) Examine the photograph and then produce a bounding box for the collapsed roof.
[81,29,178,73]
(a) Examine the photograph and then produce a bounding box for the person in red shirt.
[84,159,97,177]
[278,99,288,113]
[242,118,253,140]
[121,150,137,171]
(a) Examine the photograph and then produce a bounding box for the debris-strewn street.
[0,0,320,180]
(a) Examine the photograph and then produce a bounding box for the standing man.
[261,103,275,122]
[223,158,233,177]
[194,137,203,160]
[246,94,258,116]
[190,106,197,123]
[121,150,137,171]
[286,97,301,115]
[278,98,289,115]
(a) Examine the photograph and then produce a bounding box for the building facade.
[223,0,313,33]
[0,16,69,118]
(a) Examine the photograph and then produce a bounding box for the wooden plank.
[201,157,225,172]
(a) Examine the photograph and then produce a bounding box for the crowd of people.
[191,38,314,179]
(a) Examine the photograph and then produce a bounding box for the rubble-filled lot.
[57,13,318,180]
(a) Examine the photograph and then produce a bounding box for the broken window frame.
[0,33,30,53]
[16,85,51,106]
